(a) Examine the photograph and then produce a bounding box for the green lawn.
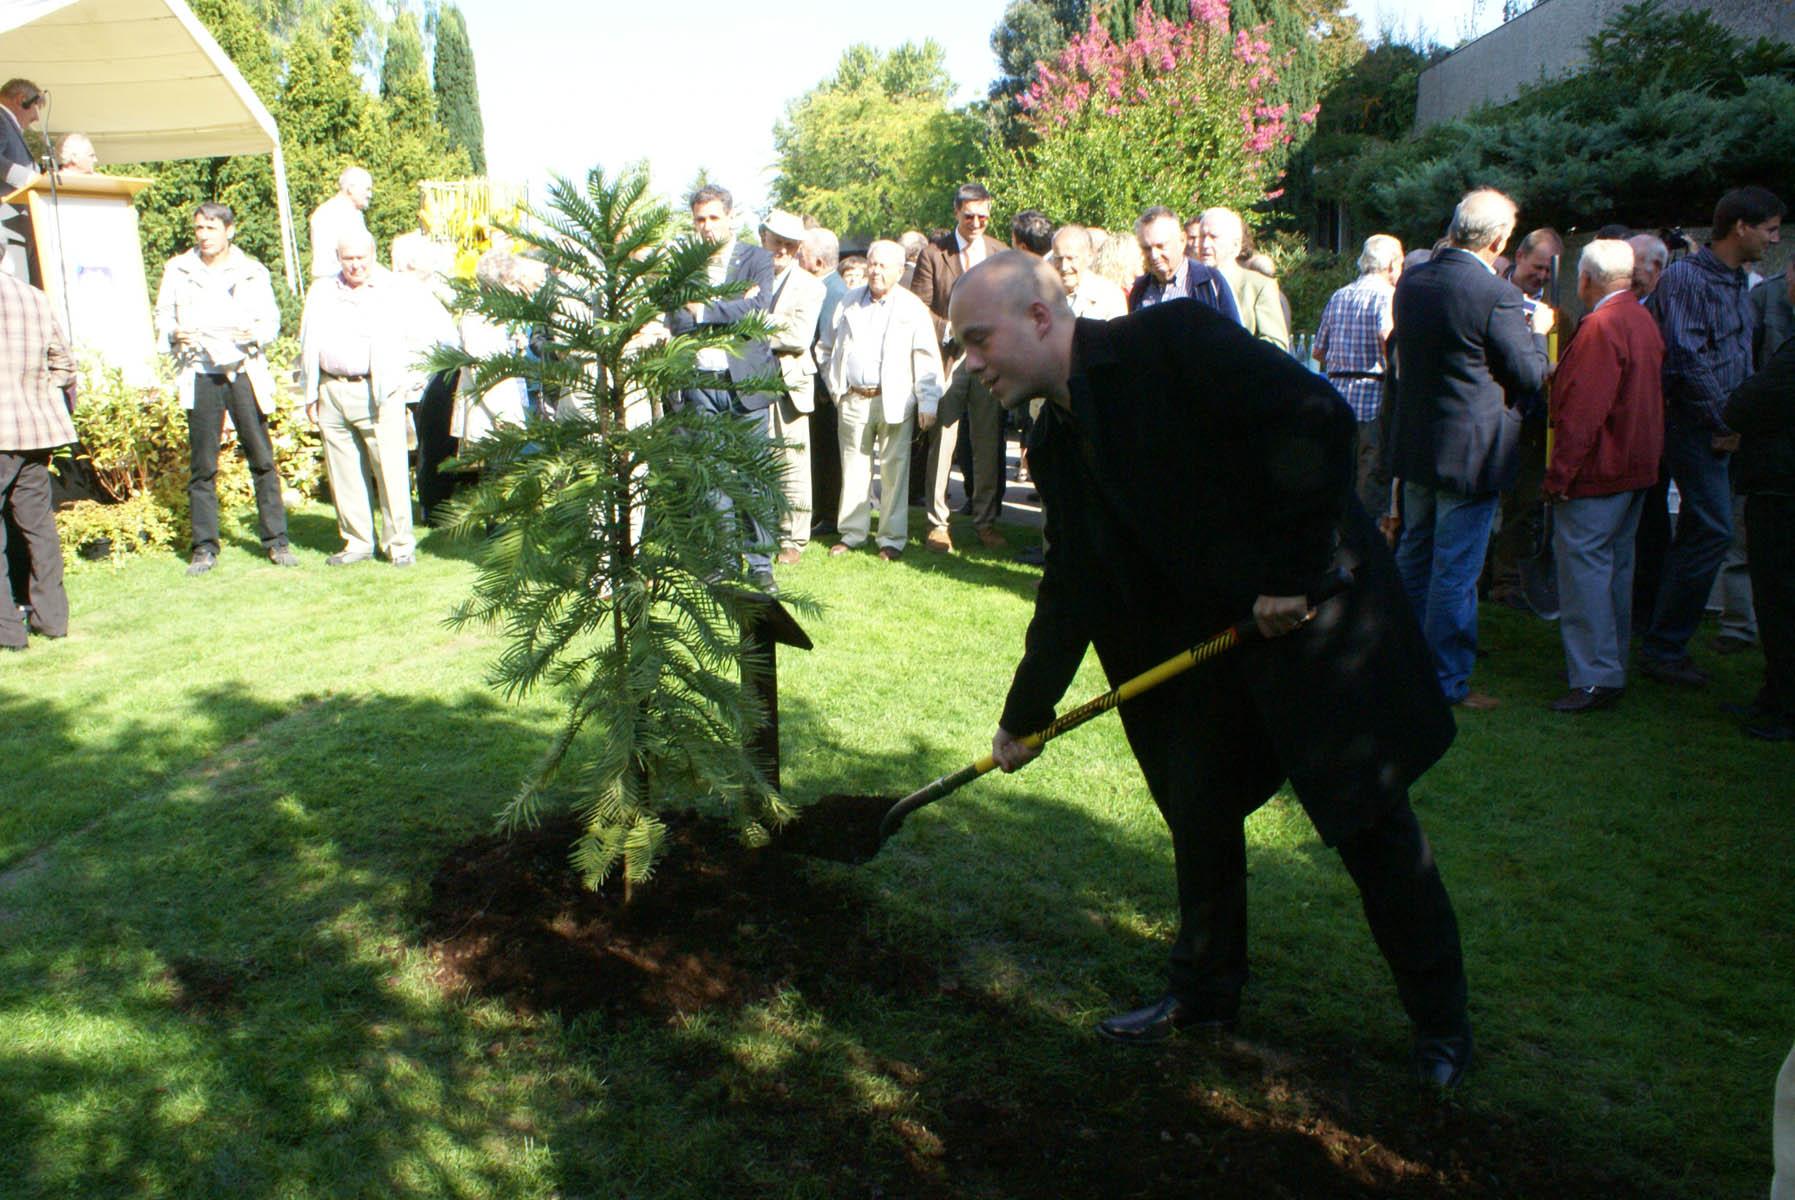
[0,503,1786,1197]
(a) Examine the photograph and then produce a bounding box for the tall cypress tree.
[431,5,486,175]
[380,9,435,138]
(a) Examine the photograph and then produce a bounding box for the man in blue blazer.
[1390,188,1553,708]
[0,79,43,192]
[1126,206,1240,323]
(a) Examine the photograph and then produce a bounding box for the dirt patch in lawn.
[421,814,1668,1200]
[422,812,934,1021]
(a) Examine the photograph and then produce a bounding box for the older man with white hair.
[1192,207,1289,350]
[1315,233,1402,518]
[1391,188,1553,709]
[1627,234,1669,301]
[1541,239,1665,712]
[301,229,451,567]
[817,239,943,560]
[309,165,374,280]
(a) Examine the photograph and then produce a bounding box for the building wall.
[1415,0,1795,128]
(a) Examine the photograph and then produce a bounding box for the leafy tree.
[1317,2,1795,241]
[771,42,982,238]
[433,165,796,897]
[432,4,486,174]
[984,0,1301,230]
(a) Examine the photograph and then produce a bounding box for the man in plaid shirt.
[1314,234,1403,519]
[0,270,77,651]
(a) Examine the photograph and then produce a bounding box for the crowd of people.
[1,61,1791,751]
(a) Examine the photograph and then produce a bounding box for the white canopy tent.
[0,0,299,287]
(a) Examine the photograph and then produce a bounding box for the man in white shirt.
[309,166,374,280]
[301,230,450,567]
[1053,225,1128,321]
[156,201,292,574]
[818,240,944,560]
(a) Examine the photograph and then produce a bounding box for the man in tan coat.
[1191,208,1290,351]
[0,271,77,649]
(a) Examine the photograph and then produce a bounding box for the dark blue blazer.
[1127,261,1242,324]
[0,112,34,183]
[1390,249,1550,496]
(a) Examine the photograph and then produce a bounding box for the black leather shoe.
[1411,1026,1473,1090]
[1639,656,1710,688]
[1097,994,1237,1045]
[1550,685,1623,713]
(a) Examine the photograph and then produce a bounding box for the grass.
[0,501,1787,1197]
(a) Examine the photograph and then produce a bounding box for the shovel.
[788,568,1352,864]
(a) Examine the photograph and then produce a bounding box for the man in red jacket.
[1543,240,1667,712]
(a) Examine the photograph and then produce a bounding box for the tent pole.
[271,138,299,294]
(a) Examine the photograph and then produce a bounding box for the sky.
[456,0,1502,216]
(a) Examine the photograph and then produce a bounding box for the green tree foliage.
[771,42,982,239]
[989,0,1082,100]
[120,0,468,333]
[379,8,432,130]
[433,165,796,896]
[984,2,1298,231]
[1318,2,1795,242]
[432,4,486,175]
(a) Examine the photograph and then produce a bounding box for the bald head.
[948,251,1074,411]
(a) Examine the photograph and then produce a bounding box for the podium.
[2,173,158,383]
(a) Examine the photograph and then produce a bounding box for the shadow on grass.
[0,684,558,1198]
[0,683,1682,1199]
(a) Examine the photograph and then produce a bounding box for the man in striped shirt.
[1638,186,1785,688]
[1315,234,1402,519]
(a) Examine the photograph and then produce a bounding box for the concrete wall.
[1415,0,1795,128]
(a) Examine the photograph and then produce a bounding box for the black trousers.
[1115,663,1468,1034]
[810,381,842,535]
[413,370,463,524]
[1747,495,1795,718]
[1632,474,1671,636]
[0,449,68,644]
[188,373,287,555]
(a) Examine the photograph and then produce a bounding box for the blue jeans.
[1396,483,1498,703]
[1642,418,1733,664]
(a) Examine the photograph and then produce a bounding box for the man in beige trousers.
[301,231,452,567]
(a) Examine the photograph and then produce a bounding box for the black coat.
[999,300,1455,846]
[1391,249,1550,496]
[1726,333,1795,497]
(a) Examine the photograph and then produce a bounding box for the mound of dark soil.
[421,813,931,1021]
[420,816,1670,1199]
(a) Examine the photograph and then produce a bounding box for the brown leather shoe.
[827,542,853,557]
[1454,690,1500,711]
[776,546,802,565]
[976,526,1007,549]
[877,546,902,562]
[924,527,953,553]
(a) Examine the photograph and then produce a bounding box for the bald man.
[310,166,374,280]
[949,253,1471,1089]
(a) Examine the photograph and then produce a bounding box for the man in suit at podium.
[0,79,45,192]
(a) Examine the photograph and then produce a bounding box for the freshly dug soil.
[772,792,897,863]
[421,814,1669,1200]
[422,813,933,1020]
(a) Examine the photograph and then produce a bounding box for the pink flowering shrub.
[988,0,1297,231]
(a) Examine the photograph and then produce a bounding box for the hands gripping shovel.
[784,569,1352,865]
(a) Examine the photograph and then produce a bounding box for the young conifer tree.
[433,164,795,900]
